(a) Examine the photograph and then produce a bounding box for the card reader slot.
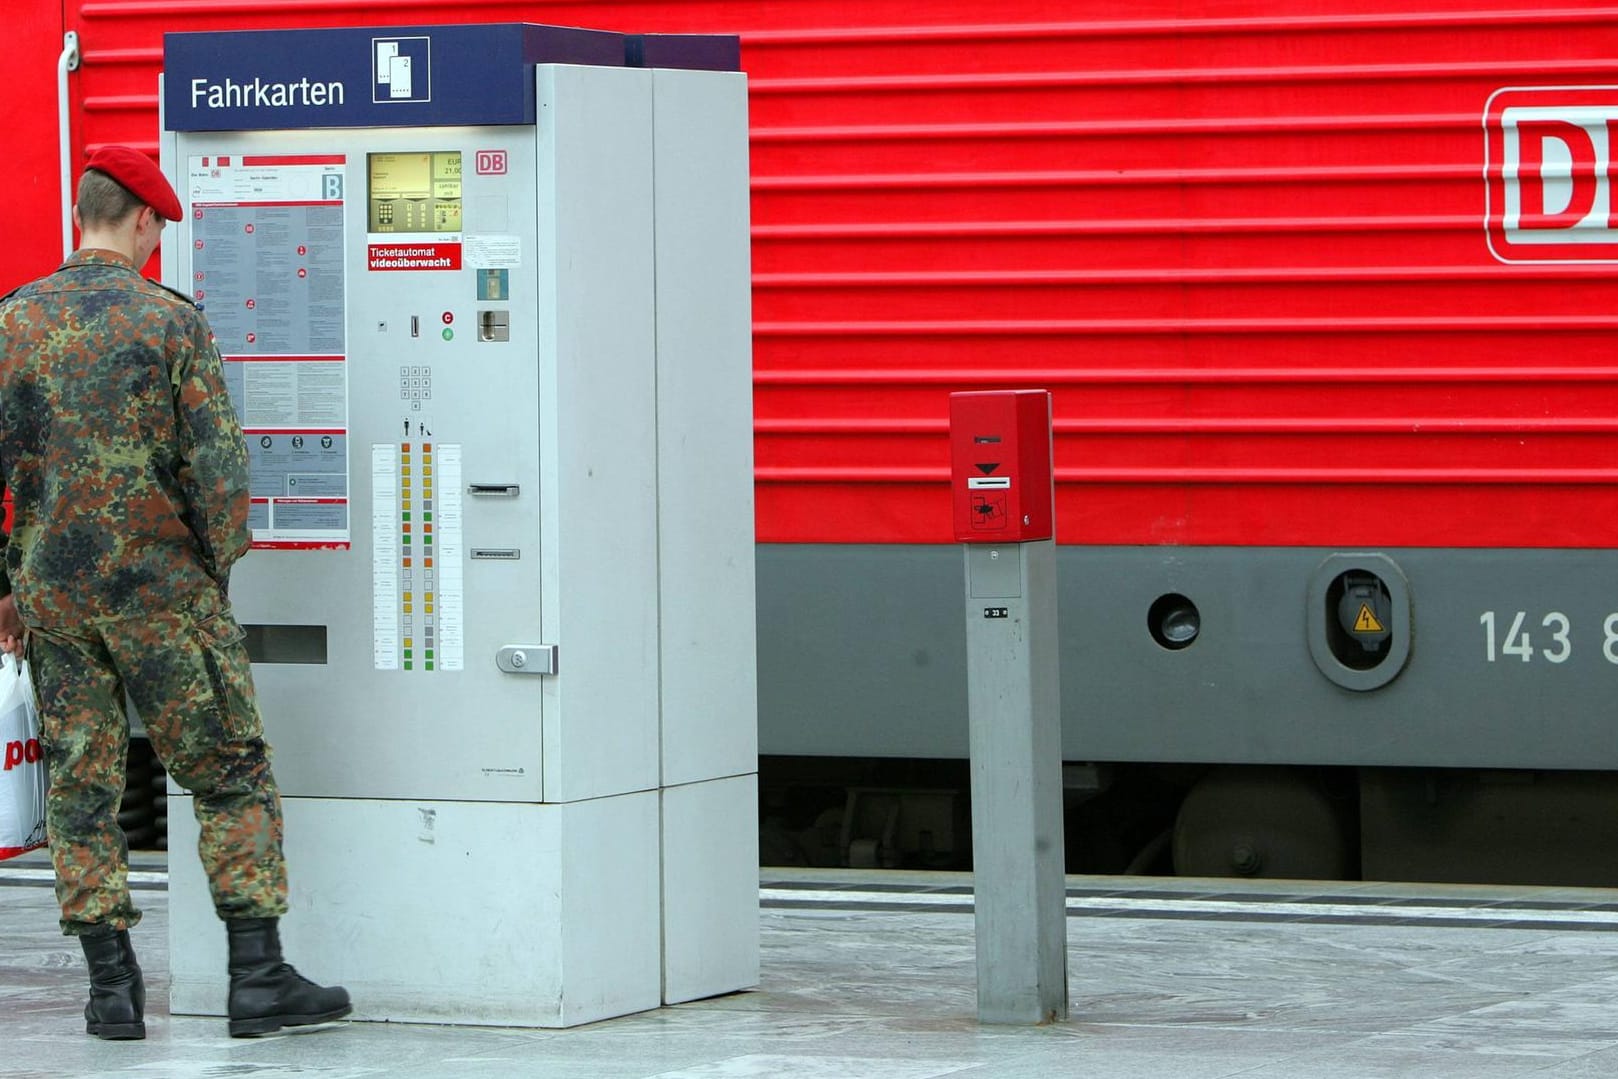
[468,483,520,497]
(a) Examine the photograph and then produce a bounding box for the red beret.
[84,146,182,221]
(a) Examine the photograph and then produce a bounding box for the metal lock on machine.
[496,645,558,675]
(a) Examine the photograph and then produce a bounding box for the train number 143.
[1478,610,1618,664]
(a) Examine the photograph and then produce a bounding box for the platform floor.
[6,851,1618,1078]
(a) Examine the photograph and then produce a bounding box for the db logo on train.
[1486,86,1618,262]
[3,738,40,770]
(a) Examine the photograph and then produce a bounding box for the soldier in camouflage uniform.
[0,146,350,1039]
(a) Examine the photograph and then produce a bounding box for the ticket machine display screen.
[368,151,463,233]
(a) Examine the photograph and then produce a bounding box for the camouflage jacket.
[0,249,250,626]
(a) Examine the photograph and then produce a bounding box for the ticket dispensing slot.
[468,483,520,497]
[242,624,329,665]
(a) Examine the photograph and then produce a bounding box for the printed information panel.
[188,153,351,548]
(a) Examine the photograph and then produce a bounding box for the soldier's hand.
[0,594,24,657]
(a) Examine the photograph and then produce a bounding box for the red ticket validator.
[948,390,1054,543]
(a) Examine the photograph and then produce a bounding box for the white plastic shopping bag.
[0,653,46,859]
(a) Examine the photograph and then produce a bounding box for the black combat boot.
[225,917,352,1037]
[79,927,146,1040]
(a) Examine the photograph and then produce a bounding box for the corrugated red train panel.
[17,1,1618,547]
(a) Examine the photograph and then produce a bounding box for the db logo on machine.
[1485,86,1618,262]
[476,150,508,176]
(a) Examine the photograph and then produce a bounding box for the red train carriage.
[14,0,1618,883]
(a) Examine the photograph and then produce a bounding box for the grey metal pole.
[964,539,1068,1024]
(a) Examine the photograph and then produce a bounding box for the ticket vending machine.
[157,24,757,1027]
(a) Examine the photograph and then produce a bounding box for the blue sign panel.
[164,24,624,131]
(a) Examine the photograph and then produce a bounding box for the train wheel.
[116,738,169,851]
[1171,766,1356,880]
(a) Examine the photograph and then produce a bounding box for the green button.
[441,327,454,341]
[425,662,434,671]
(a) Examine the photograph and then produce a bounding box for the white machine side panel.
[652,69,759,788]
[661,773,761,1004]
[168,791,661,1027]
[537,64,661,803]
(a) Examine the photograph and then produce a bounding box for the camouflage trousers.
[30,590,288,935]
